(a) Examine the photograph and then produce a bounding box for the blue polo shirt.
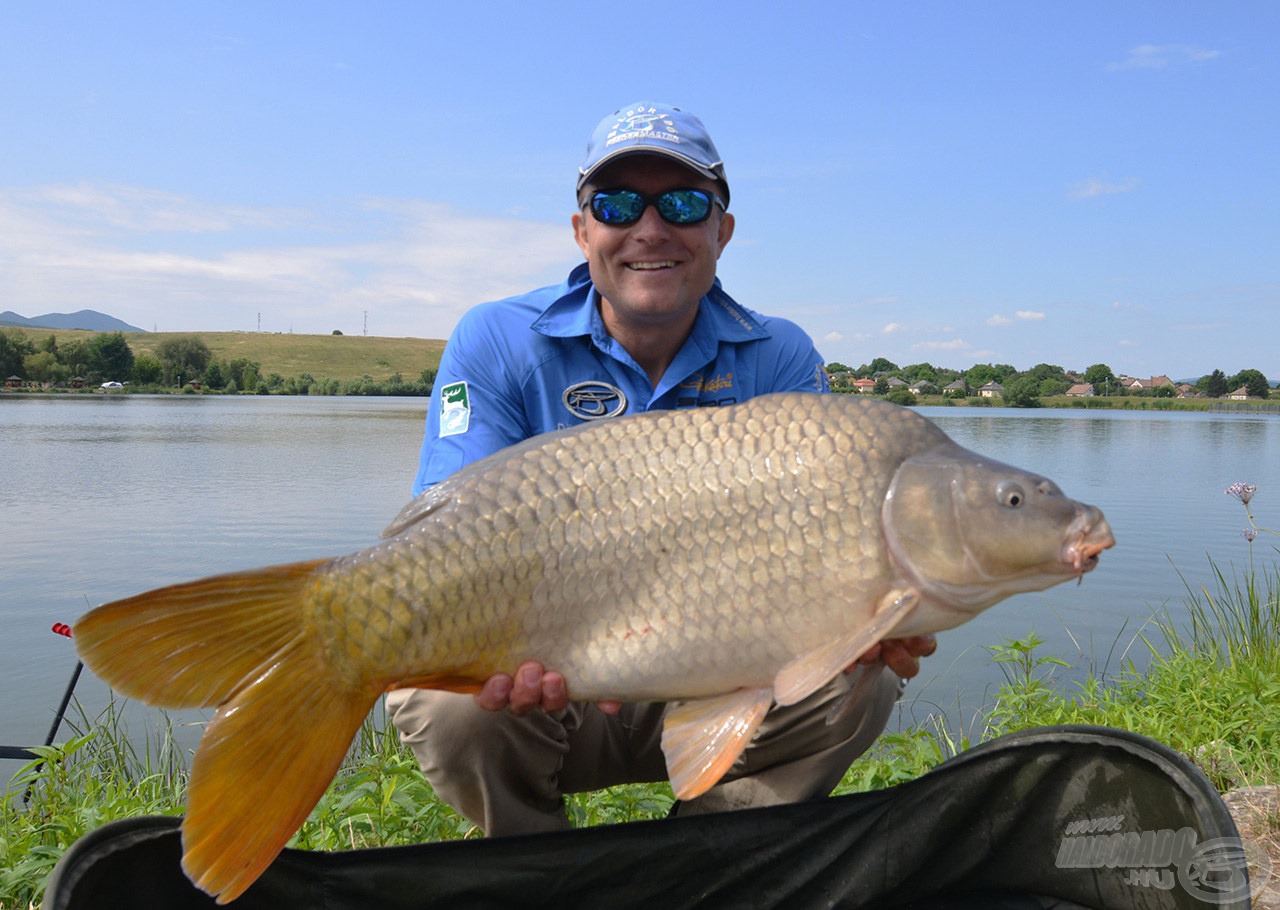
[412,263,829,496]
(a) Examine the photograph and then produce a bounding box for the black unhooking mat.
[43,726,1256,909]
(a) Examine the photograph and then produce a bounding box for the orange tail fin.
[74,561,378,904]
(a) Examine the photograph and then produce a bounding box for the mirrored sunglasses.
[586,188,726,226]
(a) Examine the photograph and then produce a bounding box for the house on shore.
[978,381,1004,399]
[1066,383,1094,397]
[1122,375,1175,392]
[826,370,854,390]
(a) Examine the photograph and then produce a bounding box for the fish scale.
[74,391,1113,903]
[300,394,938,700]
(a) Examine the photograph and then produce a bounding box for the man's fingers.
[506,662,547,717]
[474,662,574,717]
[878,640,918,679]
[474,673,514,712]
[914,634,938,658]
[540,671,568,713]
[879,635,938,679]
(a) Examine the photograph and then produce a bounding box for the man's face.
[572,155,734,337]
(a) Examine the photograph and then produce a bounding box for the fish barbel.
[74,392,1114,902]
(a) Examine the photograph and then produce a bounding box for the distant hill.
[10,327,445,384]
[0,309,146,333]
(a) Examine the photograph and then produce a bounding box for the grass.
[11,327,446,384]
[6,550,1278,908]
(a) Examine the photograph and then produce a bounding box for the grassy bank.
[12,328,446,385]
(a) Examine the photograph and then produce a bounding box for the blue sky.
[2,1,1276,380]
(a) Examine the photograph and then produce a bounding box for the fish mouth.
[1062,514,1116,576]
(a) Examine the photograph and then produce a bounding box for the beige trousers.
[386,669,902,836]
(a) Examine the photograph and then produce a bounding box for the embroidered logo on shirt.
[563,381,628,421]
[679,372,735,393]
[439,381,471,437]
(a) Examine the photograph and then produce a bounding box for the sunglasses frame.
[585,187,727,227]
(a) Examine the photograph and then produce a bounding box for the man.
[388,102,934,835]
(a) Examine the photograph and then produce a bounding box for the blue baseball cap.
[577,102,729,205]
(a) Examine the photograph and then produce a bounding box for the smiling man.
[388,102,935,836]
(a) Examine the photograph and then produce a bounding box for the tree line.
[4,328,1270,404]
[825,358,1274,407]
[0,330,435,396]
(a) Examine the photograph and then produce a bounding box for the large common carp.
[75,393,1113,902]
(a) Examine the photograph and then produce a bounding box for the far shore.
[4,384,1279,415]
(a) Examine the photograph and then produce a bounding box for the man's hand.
[854,634,937,679]
[477,638,937,718]
[475,661,622,717]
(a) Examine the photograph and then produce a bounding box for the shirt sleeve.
[411,307,533,497]
[754,316,831,394]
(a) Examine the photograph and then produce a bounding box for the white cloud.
[986,312,1043,325]
[1070,177,1140,199]
[912,338,971,352]
[882,322,904,334]
[823,331,845,343]
[0,183,578,337]
[1108,44,1221,71]
[4,182,299,235]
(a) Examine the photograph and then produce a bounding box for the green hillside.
[23,328,446,383]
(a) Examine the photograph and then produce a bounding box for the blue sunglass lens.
[656,190,712,224]
[592,191,646,224]
[590,189,715,225]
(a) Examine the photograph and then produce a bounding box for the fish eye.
[998,482,1026,508]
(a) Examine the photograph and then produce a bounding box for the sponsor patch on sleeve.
[438,381,471,437]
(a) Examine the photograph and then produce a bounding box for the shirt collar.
[530,263,769,345]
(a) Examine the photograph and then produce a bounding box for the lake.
[2,394,1277,770]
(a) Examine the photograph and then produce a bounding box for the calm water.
[2,395,1277,766]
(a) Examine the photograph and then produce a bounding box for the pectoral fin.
[661,688,773,800]
[773,590,919,706]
